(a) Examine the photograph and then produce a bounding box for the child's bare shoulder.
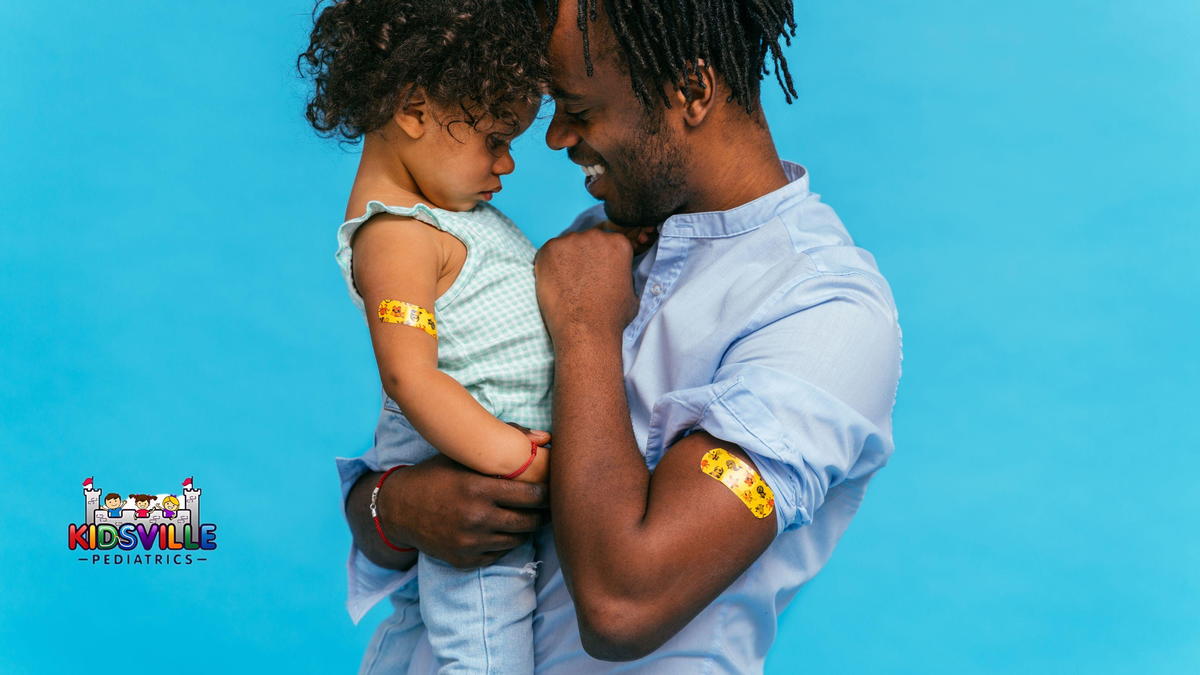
[350,211,437,249]
[350,212,442,282]
[348,212,471,299]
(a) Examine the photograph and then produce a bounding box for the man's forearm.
[550,330,651,593]
[345,469,417,571]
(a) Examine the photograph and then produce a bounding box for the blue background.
[2,1,1196,672]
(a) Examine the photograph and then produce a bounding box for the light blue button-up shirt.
[336,161,903,673]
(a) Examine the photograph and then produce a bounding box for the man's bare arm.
[533,228,776,660]
[549,331,777,661]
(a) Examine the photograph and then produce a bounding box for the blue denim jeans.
[360,538,538,674]
[420,540,537,673]
[354,400,540,673]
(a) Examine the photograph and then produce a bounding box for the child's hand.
[507,421,551,448]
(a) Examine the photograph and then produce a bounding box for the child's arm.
[351,215,548,483]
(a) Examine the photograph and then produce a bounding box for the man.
[337,1,901,671]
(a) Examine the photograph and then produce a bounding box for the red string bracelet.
[371,464,416,553]
[496,440,539,480]
[371,441,536,552]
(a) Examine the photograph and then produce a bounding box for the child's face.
[135,499,149,509]
[105,497,121,509]
[412,101,539,212]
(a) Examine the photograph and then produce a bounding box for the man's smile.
[584,165,607,198]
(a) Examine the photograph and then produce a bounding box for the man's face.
[544,1,688,228]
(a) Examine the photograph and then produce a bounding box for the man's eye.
[564,107,590,122]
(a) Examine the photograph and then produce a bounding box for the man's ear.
[673,59,718,128]
[392,88,429,140]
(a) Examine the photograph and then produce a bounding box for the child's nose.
[494,151,515,176]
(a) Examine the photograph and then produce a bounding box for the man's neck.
[678,119,790,215]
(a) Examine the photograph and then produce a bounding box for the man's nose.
[545,105,579,151]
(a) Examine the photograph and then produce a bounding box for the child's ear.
[393,88,429,140]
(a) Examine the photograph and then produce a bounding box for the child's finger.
[508,421,550,443]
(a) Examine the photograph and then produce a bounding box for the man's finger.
[489,479,548,509]
[490,507,545,534]
[479,532,529,551]
[473,552,505,567]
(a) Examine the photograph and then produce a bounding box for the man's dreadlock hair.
[544,0,798,115]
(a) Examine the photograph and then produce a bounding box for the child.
[103,493,124,518]
[129,494,155,518]
[160,495,180,519]
[299,1,553,672]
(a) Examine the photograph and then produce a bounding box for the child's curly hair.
[297,0,548,145]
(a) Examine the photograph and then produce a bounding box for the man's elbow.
[575,592,669,661]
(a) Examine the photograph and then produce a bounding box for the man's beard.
[602,115,686,228]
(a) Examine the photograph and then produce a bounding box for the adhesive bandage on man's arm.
[700,447,775,519]
[377,299,438,339]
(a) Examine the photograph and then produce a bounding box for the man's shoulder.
[765,191,896,310]
[702,215,897,340]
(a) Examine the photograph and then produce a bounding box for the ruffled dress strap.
[334,200,471,312]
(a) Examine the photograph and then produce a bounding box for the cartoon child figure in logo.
[129,494,156,518]
[160,495,180,519]
[103,493,124,518]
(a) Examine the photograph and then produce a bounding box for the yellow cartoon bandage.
[700,447,775,519]
[377,300,437,339]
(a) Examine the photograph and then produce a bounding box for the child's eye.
[487,135,512,154]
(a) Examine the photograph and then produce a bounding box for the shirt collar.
[660,161,810,238]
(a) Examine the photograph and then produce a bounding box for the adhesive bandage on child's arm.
[377,299,437,339]
[700,447,775,519]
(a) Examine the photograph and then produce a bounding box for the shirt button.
[651,283,664,296]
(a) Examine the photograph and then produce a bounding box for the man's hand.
[596,220,658,256]
[345,424,550,570]
[534,228,640,341]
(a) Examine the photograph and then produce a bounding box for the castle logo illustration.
[69,476,217,565]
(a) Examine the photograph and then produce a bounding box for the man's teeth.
[582,164,606,177]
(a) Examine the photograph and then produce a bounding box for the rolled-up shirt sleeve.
[335,455,419,625]
[646,270,902,535]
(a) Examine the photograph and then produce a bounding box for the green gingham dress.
[335,199,554,436]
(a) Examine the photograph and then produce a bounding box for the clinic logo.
[68,476,217,566]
